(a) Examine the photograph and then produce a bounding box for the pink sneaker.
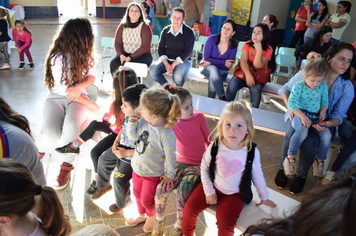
[125,215,146,227]
[53,162,74,190]
[143,216,155,233]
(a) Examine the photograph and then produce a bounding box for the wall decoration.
[231,0,252,25]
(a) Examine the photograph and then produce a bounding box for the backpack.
[192,23,203,40]
[209,139,256,204]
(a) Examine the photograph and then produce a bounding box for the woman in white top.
[37,18,99,190]
[325,1,352,43]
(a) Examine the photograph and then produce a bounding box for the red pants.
[132,171,160,217]
[182,182,245,236]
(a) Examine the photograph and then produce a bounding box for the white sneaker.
[321,171,335,185]
[262,94,271,104]
[312,159,324,177]
[283,157,298,176]
[0,63,11,70]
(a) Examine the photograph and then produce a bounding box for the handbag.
[233,62,271,84]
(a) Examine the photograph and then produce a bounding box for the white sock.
[174,222,182,230]
[156,215,165,221]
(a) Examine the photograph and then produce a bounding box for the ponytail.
[37,186,71,236]
[140,88,182,129]
[0,159,71,236]
[0,7,11,28]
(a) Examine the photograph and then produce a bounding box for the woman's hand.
[206,194,218,205]
[126,56,131,62]
[160,175,173,191]
[225,60,234,69]
[287,108,294,121]
[256,199,276,208]
[253,40,262,52]
[199,60,210,67]
[120,54,127,64]
[246,73,255,87]
[164,62,173,75]
[171,60,180,71]
[65,85,83,101]
[313,120,331,131]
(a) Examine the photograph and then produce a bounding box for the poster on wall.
[231,0,252,25]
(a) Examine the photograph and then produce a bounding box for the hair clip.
[119,66,130,71]
[168,94,172,101]
[169,85,173,90]
[314,54,320,58]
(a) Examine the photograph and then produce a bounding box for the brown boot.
[91,185,113,200]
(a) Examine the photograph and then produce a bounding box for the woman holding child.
[274,42,355,194]
[199,19,237,101]
[110,2,153,74]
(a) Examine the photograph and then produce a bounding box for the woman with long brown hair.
[37,18,99,190]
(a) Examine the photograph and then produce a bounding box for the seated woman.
[149,8,195,87]
[0,97,46,186]
[199,19,237,101]
[274,42,355,194]
[110,2,153,74]
[304,0,328,43]
[226,23,272,108]
[325,1,352,43]
[37,18,99,190]
[295,26,332,70]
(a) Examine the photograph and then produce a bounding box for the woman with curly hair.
[37,18,99,189]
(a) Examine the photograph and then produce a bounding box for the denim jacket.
[278,70,354,124]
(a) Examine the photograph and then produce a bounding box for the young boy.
[91,84,147,214]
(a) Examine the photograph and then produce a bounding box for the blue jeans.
[200,65,228,98]
[226,76,265,108]
[149,60,192,87]
[280,119,328,178]
[288,115,331,160]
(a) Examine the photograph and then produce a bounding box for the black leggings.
[79,120,117,172]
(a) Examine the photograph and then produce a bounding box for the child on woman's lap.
[181,101,276,236]
[125,88,181,233]
[283,56,330,178]
[152,84,211,236]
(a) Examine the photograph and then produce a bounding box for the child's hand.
[129,110,140,122]
[206,194,217,205]
[301,116,312,128]
[17,48,21,53]
[319,111,326,122]
[256,199,276,208]
[160,175,173,191]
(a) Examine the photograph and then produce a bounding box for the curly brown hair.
[45,18,94,90]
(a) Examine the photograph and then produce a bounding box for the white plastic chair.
[233,41,246,67]
[151,35,159,52]
[271,47,296,84]
[191,41,203,67]
[197,36,209,59]
[99,37,115,81]
[124,62,148,84]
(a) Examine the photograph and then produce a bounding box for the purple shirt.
[203,34,237,71]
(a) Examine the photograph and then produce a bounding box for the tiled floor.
[0,14,334,236]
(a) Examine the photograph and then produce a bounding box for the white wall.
[95,0,131,7]
[10,0,57,6]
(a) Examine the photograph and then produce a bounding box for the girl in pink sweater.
[152,84,211,236]
[12,19,34,69]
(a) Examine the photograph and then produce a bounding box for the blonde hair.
[140,87,181,128]
[211,100,254,150]
[0,6,11,28]
[306,51,322,62]
[304,54,327,78]
[70,224,119,236]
